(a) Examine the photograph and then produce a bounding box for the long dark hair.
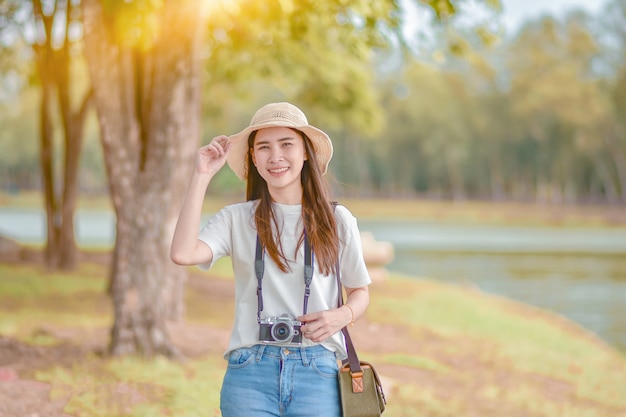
[246,129,339,275]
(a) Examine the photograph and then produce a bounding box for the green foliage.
[203,0,404,134]
[1,0,624,202]
[0,86,41,189]
[368,8,626,202]
[0,0,30,76]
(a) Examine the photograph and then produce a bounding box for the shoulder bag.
[335,264,387,416]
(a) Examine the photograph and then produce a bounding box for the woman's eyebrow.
[255,136,297,146]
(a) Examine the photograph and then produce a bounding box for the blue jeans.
[220,344,341,417]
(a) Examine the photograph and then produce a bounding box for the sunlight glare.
[203,0,242,17]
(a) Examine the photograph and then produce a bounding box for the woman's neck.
[268,185,302,205]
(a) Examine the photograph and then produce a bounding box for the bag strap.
[331,202,362,373]
[335,245,363,374]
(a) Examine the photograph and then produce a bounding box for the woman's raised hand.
[196,135,232,176]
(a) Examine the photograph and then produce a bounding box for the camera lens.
[271,322,293,342]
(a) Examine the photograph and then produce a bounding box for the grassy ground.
[1,258,625,417]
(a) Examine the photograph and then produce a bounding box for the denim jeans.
[220,344,341,417]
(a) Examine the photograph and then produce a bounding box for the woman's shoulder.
[218,200,258,217]
[332,202,357,225]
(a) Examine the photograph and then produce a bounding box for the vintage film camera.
[259,314,303,344]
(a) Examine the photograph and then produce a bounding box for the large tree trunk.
[82,0,205,356]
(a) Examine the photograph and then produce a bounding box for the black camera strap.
[254,232,314,324]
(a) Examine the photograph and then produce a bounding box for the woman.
[171,102,371,417]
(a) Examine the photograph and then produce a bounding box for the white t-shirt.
[198,200,371,359]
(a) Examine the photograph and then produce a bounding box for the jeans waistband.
[248,344,336,364]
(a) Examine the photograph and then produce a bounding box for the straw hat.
[227,102,333,180]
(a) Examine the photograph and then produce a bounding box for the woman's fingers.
[196,136,232,174]
[299,310,344,342]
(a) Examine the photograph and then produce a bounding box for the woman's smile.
[268,166,289,175]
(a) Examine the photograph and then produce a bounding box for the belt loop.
[301,346,310,367]
[255,344,266,362]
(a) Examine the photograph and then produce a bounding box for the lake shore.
[2,191,626,227]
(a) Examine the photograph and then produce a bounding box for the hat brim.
[227,124,333,181]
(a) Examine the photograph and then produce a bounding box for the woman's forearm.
[342,286,370,326]
[170,172,214,265]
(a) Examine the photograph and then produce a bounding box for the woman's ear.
[250,149,256,166]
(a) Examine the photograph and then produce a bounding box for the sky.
[500,0,609,31]
[403,0,610,40]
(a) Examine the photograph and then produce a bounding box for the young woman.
[171,102,371,417]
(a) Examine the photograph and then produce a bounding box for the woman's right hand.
[196,135,232,176]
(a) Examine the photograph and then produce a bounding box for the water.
[359,220,626,353]
[1,208,625,352]
[0,208,116,246]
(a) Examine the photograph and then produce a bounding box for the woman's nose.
[269,146,283,162]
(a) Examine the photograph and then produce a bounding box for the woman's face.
[251,126,308,203]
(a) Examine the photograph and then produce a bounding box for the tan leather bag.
[338,358,386,416]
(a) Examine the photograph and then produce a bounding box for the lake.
[360,221,626,354]
[1,208,625,353]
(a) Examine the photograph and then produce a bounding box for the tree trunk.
[592,154,619,203]
[82,0,205,357]
[488,156,506,201]
[32,0,90,271]
[603,125,626,203]
[56,90,91,269]
[443,147,466,201]
[37,56,58,269]
[33,0,59,269]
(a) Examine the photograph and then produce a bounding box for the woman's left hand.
[298,307,352,343]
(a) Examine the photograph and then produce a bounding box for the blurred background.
[0,0,626,409]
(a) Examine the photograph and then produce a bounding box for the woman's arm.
[342,285,370,326]
[170,172,214,265]
[170,135,231,266]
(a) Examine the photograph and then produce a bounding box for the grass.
[382,353,450,373]
[2,262,626,416]
[37,355,225,417]
[0,263,111,342]
[368,273,626,412]
[0,263,106,298]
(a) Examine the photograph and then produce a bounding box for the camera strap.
[254,232,314,324]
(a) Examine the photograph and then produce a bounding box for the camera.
[259,314,303,344]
